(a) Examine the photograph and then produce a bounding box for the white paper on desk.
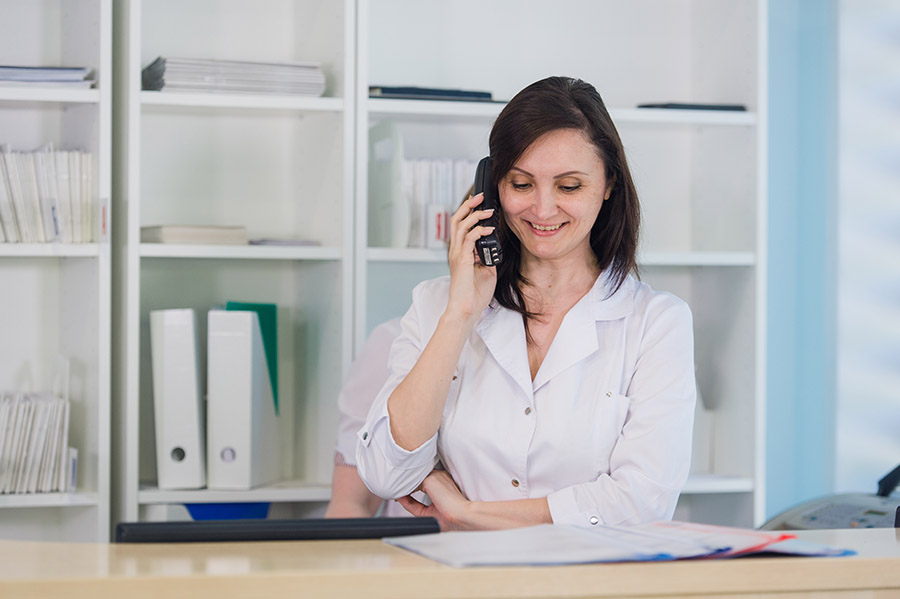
[384,524,717,568]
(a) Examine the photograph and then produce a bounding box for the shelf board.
[140,243,341,260]
[0,87,100,105]
[141,91,344,112]
[682,474,755,494]
[0,243,100,257]
[367,247,447,263]
[138,481,332,505]
[0,492,99,508]
[639,251,756,266]
[367,248,754,267]
[612,108,757,127]
[367,98,756,126]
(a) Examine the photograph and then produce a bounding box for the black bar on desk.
[114,517,440,543]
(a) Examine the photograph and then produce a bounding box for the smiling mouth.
[529,222,564,232]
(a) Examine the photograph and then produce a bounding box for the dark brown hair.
[488,76,641,323]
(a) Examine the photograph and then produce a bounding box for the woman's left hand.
[397,470,471,531]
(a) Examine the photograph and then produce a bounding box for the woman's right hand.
[446,193,499,326]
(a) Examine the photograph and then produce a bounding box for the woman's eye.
[560,184,581,192]
[511,182,531,191]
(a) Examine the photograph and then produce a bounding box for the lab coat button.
[362,432,368,440]
[606,391,612,397]
[511,479,520,488]
[589,516,599,525]
[524,407,532,416]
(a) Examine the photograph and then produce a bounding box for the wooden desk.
[1,528,898,598]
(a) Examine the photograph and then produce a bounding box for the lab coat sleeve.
[547,293,696,528]
[355,282,442,499]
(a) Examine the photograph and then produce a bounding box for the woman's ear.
[604,175,616,201]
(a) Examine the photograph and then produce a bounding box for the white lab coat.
[356,272,696,528]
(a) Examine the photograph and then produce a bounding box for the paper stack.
[141,57,326,96]
[384,520,855,567]
[0,392,75,494]
[0,145,94,244]
[0,65,94,89]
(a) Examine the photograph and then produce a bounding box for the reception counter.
[1,527,898,598]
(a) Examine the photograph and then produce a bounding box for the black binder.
[115,517,439,543]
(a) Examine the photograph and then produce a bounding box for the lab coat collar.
[590,271,636,322]
[476,272,636,395]
[475,302,533,400]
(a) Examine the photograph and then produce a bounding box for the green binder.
[225,301,278,415]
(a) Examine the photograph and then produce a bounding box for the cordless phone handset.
[473,156,503,267]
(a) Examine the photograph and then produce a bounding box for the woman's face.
[499,128,612,269]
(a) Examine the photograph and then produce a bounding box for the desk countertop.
[1,528,898,598]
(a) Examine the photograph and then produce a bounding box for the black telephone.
[473,156,503,267]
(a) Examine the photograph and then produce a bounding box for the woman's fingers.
[464,225,495,246]
[450,193,486,225]
[448,193,498,268]
[449,227,495,268]
[451,195,494,237]
[396,495,427,517]
[445,194,500,320]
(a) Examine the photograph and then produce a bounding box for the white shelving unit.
[112,0,355,525]
[0,0,111,541]
[357,0,767,527]
[104,0,766,531]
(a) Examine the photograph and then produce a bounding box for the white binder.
[206,310,281,490]
[149,309,206,490]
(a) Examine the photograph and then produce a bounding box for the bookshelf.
[357,0,767,527]
[112,0,355,525]
[0,0,111,541]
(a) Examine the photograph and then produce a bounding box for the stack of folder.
[0,145,95,244]
[150,303,281,492]
[368,85,493,102]
[0,65,94,89]
[0,392,74,494]
[142,57,326,96]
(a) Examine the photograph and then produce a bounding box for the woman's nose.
[532,186,558,220]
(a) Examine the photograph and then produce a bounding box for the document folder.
[149,309,206,490]
[207,309,281,489]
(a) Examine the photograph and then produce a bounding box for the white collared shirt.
[356,273,696,528]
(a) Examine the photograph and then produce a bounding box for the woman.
[357,76,696,530]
